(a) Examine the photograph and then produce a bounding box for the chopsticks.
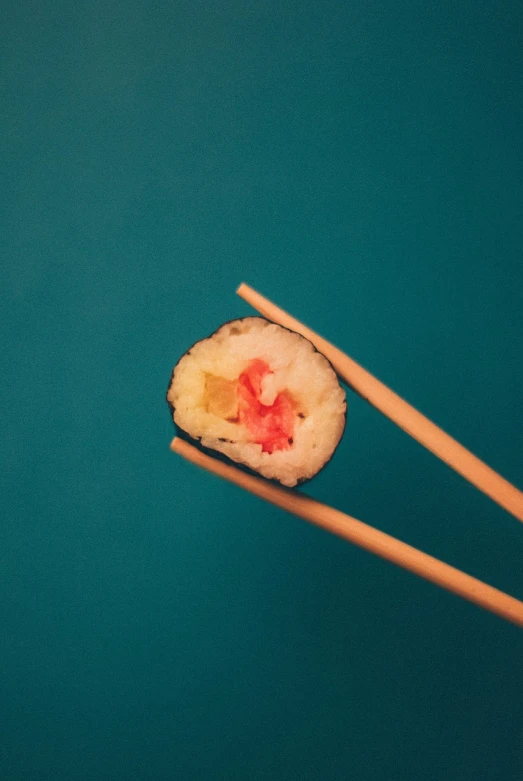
[172,437,523,628]
[237,283,523,523]
[169,283,523,627]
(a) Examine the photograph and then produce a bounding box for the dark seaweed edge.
[166,316,347,487]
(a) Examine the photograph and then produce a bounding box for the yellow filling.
[204,375,238,420]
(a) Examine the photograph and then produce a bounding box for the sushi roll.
[167,317,346,487]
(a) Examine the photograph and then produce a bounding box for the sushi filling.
[204,359,295,454]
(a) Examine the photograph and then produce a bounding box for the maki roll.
[167,317,346,487]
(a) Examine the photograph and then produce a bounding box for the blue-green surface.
[2,1,523,779]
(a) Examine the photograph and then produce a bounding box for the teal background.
[2,1,522,779]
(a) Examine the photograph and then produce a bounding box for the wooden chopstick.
[171,437,523,629]
[237,283,523,523]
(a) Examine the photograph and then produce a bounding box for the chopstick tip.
[236,282,248,296]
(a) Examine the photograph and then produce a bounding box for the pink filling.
[237,359,295,454]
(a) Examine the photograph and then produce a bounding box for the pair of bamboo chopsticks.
[171,283,523,628]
